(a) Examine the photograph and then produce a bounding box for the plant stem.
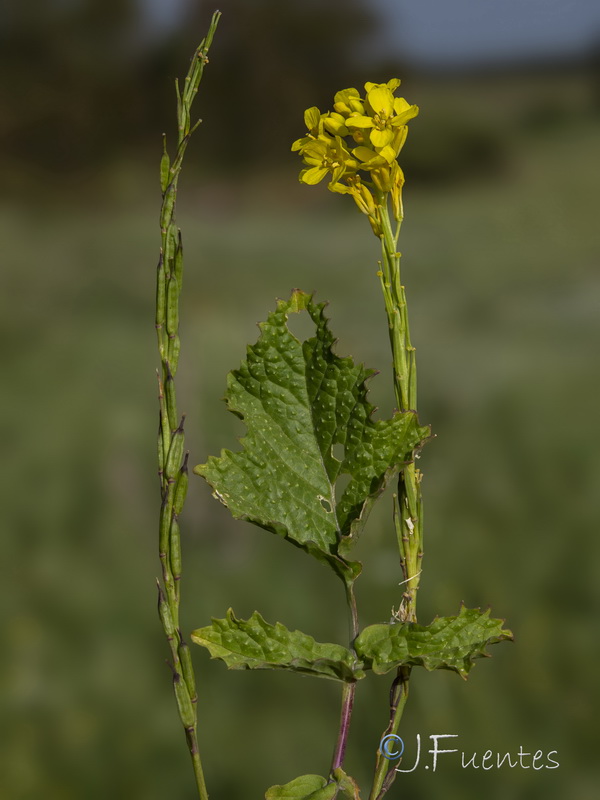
[331,681,356,772]
[368,195,424,799]
[330,581,360,777]
[154,12,220,800]
[368,668,410,800]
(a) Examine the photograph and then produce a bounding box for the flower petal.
[370,128,393,148]
[393,100,419,126]
[392,126,409,154]
[368,87,394,115]
[304,106,321,131]
[352,146,379,162]
[291,137,309,152]
[324,116,349,136]
[378,145,397,163]
[346,115,374,129]
[300,166,329,185]
[329,181,350,194]
[334,87,360,106]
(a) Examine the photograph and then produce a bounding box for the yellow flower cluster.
[292,80,418,230]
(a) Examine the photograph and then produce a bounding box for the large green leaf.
[191,609,364,682]
[265,774,336,800]
[194,290,429,582]
[354,606,513,678]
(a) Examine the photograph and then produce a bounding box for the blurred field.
[1,71,600,799]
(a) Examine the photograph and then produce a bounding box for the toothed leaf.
[265,775,336,800]
[192,609,364,682]
[354,606,513,678]
[194,290,429,582]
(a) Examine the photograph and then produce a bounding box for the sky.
[374,0,600,66]
[142,0,600,66]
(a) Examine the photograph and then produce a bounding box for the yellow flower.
[345,79,418,158]
[298,135,357,186]
[291,106,324,152]
[292,78,418,226]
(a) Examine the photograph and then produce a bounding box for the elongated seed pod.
[178,637,197,702]
[174,231,183,287]
[157,375,171,474]
[155,256,166,327]
[160,184,176,233]
[157,414,164,477]
[157,582,176,637]
[159,483,175,555]
[173,455,189,515]
[165,418,185,480]
[164,223,178,272]
[169,517,182,581]
[160,134,170,193]
[164,364,178,432]
[166,275,179,337]
[168,334,181,373]
[173,672,196,729]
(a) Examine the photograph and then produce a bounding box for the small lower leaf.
[354,606,513,678]
[192,609,364,682]
[332,768,361,799]
[266,774,336,799]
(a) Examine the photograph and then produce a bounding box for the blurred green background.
[2,1,599,798]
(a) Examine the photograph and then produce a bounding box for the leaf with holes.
[354,606,513,679]
[194,290,430,583]
[191,609,363,682]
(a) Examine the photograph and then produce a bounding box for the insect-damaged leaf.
[354,606,513,679]
[194,290,429,582]
[191,609,363,682]
[265,774,336,800]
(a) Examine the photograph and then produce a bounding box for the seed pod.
[157,374,171,473]
[168,334,181,374]
[155,256,166,327]
[178,637,197,702]
[157,414,164,475]
[173,455,189,515]
[174,231,183,288]
[164,363,178,432]
[159,483,174,555]
[165,417,185,480]
[163,223,178,273]
[160,183,176,232]
[157,582,175,637]
[160,134,170,193]
[173,672,196,729]
[169,517,182,581]
[166,275,179,337]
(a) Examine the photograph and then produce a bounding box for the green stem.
[368,195,424,800]
[368,668,410,800]
[154,12,220,800]
[330,580,359,778]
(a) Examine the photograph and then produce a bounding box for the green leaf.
[191,609,364,682]
[194,290,430,582]
[265,775,336,800]
[332,768,362,799]
[354,606,513,679]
